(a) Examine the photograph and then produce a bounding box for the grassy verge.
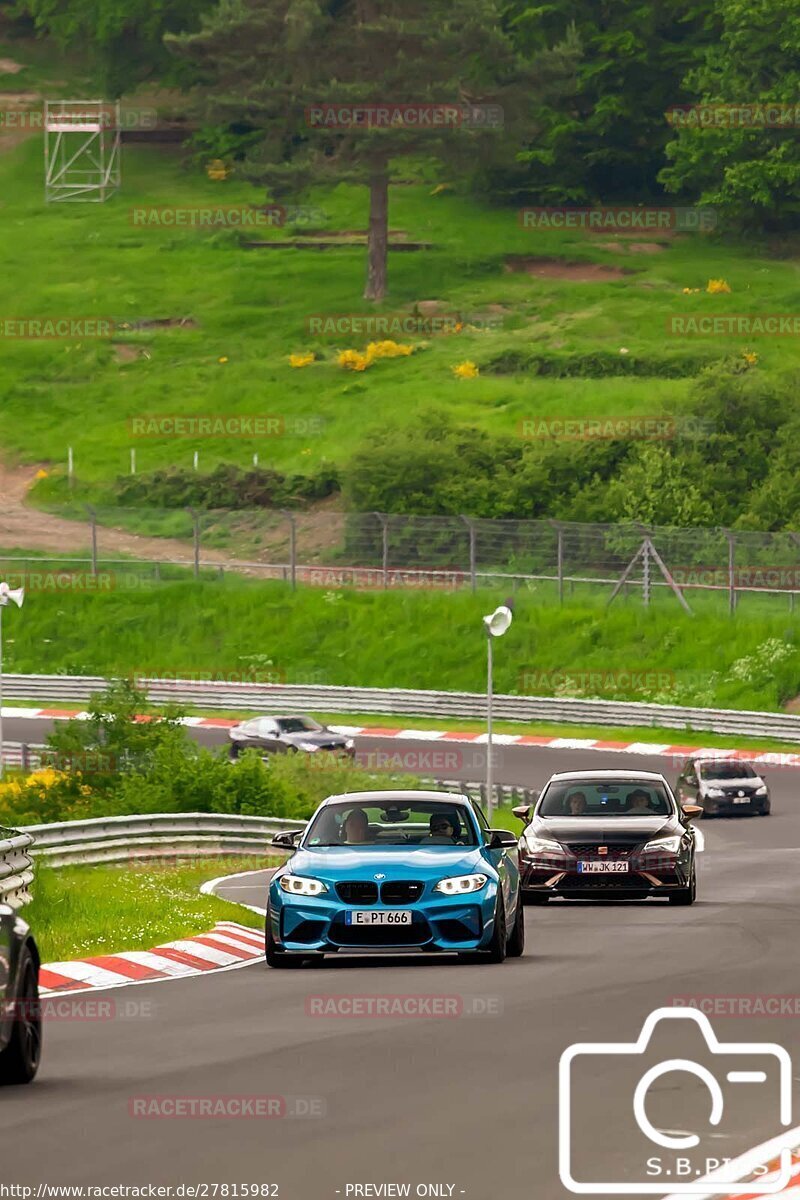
[24,856,271,962]
[0,573,798,711]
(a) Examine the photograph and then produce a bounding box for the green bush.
[112,463,340,509]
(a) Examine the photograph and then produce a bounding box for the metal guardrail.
[4,673,800,741]
[19,812,307,867]
[14,793,534,872]
[0,829,35,908]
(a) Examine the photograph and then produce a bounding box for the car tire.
[485,895,507,964]
[265,908,304,969]
[506,895,525,958]
[669,869,697,906]
[0,947,41,1086]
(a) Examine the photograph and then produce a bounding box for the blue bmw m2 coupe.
[265,790,524,966]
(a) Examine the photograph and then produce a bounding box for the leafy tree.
[168,0,578,299]
[661,0,800,231]
[493,0,716,202]
[22,0,209,95]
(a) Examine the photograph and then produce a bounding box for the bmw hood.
[286,845,486,879]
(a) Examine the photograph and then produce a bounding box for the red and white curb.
[39,921,264,996]
[660,1126,800,1198]
[5,705,800,768]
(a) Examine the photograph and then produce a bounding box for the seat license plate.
[577,861,629,873]
[345,910,413,925]
[733,798,750,805]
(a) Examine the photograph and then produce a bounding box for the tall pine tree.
[169,0,578,299]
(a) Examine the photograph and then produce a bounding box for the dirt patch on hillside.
[504,256,632,282]
[0,59,24,74]
[595,241,667,254]
[0,459,347,573]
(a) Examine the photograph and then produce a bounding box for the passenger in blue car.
[341,809,371,843]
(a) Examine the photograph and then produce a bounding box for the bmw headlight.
[643,835,682,854]
[279,874,328,896]
[705,787,725,797]
[434,873,488,895]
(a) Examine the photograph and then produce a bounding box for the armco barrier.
[4,673,800,741]
[20,812,308,868]
[0,829,35,908]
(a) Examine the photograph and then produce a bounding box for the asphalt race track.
[2,734,799,1198]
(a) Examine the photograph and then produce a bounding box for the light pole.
[0,582,25,779]
[482,603,513,810]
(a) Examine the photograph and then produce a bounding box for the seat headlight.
[755,785,767,796]
[643,835,683,854]
[522,836,562,857]
[434,873,488,895]
[344,739,355,749]
[297,741,321,752]
[704,786,725,797]
[279,874,328,896]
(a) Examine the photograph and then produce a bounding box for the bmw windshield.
[304,800,478,847]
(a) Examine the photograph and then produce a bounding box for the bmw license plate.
[577,861,629,873]
[345,910,412,925]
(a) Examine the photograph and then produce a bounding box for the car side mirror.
[488,829,518,849]
[512,804,532,825]
[681,804,703,822]
[272,829,303,849]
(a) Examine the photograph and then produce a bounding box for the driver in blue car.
[427,814,456,843]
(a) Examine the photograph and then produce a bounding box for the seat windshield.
[538,781,673,818]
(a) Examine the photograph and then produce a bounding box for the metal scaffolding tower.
[44,100,121,202]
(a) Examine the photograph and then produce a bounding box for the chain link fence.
[3,507,800,610]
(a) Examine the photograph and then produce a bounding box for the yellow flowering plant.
[289,352,315,368]
[707,278,731,294]
[452,360,479,379]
